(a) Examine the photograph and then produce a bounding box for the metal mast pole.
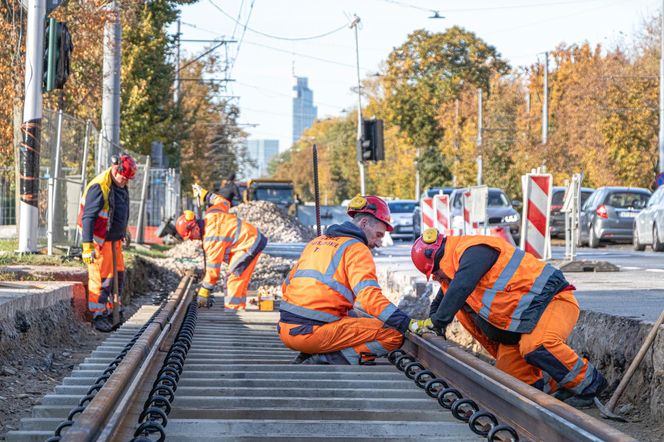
[174,19,181,105]
[659,5,664,174]
[18,0,46,253]
[415,148,420,200]
[542,52,549,146]
[476,88,483,186]
[100,0,122,171]
[350,15,365,195]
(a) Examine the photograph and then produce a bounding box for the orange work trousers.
[87,240,124,317]
[225,252,261,310]
[278,316,404,365]
[492,291,603,396]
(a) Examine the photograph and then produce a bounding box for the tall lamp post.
[350,15,365,194]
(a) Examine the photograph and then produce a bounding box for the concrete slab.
[0,281,84,322]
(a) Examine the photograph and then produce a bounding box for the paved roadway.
[264,240,664,322]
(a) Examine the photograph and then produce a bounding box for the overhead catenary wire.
[208,0,349,41]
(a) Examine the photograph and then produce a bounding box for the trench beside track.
[6,274,634,442]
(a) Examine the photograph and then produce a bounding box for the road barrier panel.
[420,197,435,231]
[520,173,552,260]
[433,194,450,235]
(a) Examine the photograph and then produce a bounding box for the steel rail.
[402,333,636,442]
[62,274,193,441]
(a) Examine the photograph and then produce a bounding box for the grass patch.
[0,239,84,267]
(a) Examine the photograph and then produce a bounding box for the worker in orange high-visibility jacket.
[410,228,608,408]
[279,195,428,365]
[78,154,137,332]
[175,185,267,310]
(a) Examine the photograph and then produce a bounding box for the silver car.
[634,185,664,251]
[578,187,651,248]
[388,200,418,240]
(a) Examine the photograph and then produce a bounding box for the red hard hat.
[411,228,445,280]
[113,154,137,179]
[347,195,393,232]
[175,210,200,240]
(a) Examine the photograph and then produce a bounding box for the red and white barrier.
[462,191,478,235]
[420,197,435,231]
[520,173,552,260]
[433,194,450,234]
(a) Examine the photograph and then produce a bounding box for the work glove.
[82,242,96,265]
[197,287,214,308]
[192,184,209,206]
[408,318,434,336]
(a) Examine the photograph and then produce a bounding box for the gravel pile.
[230,201,314,243]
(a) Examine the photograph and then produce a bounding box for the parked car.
[449,187,521,243]
[549,186,595,238]
[387,200,418,240]
[412,187,455,239]
[633,185,664,251]
[578,187,651,248]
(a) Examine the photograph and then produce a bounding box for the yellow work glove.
[192,184,209,206]
[408,318,434,336]
[197,287,214,308]
[82,242,96,265]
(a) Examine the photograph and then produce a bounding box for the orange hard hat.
[175,210,200,240]
[347,195,393,232]
[411,228,445,280]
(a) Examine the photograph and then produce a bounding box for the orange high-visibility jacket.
[437,235,564,334]
[201,196,267,291]
[281,222,410,332]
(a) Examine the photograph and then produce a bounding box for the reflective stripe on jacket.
[281,229,410,332]
[201,198,266,290]
[77,168,113,245]
[438,235,567,333]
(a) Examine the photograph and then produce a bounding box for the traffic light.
[356,118,384,162]
[44,18,73,92]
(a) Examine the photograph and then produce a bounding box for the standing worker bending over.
[78,154,136,332]
[410,228,607,408]
[279,195,429,365]
[175,185,267,310]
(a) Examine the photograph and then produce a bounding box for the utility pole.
[659,4,664,174]
[350,15,365,195]
[542,52,549,146]
[476,88,483,186]
[99,0,122,173]
[174,18,181,105]
[415,148,420,200]
[18,0,46,253]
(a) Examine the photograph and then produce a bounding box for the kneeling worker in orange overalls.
[78,154,137,332]
[410,228,608,408]
[175,185,267,310]
[279,195,430,365]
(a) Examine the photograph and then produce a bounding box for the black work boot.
[92,315,113,333]
[291,352,312,364]
[301,354,330,365]
[559,375,608,409]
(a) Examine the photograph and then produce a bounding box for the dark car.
[549,186,594,238]
[412,187,455,239]
[449,188,521,243]
[387,199,418,240]
[633,185,664,251]
[578,186,651,248]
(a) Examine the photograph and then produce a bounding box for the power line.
[208,0,349,41]
[377,0,610,13]
[177,39,236,73]
[229,0,255,74]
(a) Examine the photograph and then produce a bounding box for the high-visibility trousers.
[490,291,605,396]
[87,240,124,317]
[278,316,404,365]
[225,252,261,310]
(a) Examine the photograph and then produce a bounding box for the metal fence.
[8,108,181,250]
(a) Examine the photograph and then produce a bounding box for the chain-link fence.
[9,107,182,250]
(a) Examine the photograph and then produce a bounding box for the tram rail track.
[6,273,634,441]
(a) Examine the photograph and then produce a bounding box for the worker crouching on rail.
[78,154,137,332]
[278,195,430,365]
[175,185,267,310]
[410,228,608,408]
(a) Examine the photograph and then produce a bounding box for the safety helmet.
[111,154,137,179]
[411,228,445,280]
[347,195,393,232]
[175,210,200,240]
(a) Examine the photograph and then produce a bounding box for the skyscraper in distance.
[240,139,280,180]
[292,76,317,144]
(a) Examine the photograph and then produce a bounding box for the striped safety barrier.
[420,197,435,231]
[462,191,478,235]
[520,173,552,259]
[433,194,450,235]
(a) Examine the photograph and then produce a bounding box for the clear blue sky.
[176,0,660,153]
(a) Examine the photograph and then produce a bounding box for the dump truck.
[244,179,298,214]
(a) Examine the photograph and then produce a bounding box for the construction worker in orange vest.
[410,228,608,408]
[175,185,267,310]
[78,154,137,332]
[279,195,431,365]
